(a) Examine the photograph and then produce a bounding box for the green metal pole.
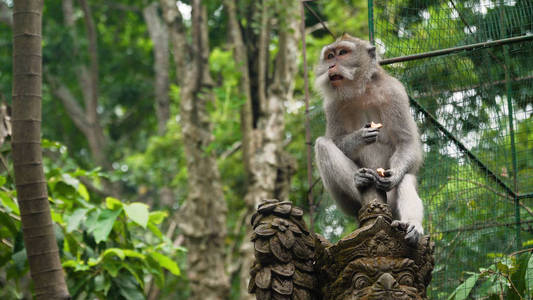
[499,0,521,249]
[368,0,374,44]
[505,56,521,249]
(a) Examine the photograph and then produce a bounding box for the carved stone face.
[343,257,421,300]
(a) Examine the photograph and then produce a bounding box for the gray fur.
[314,35,424,245]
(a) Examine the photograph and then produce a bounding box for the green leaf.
[0,191,19,215]
[149,252,180,276]
[88,257,100,267]
[144,256,165,287]
[102,248,125,260]
[147,223,163,239]
[124,202,149,228]
[526,254,533,296]
[92,208,122,243]
[0,211,18,235]
[12,250,27,271]
[103,261,122,277]
[66,208,88,232]
[61,173,79,189]
[62,259,89,272]
[123,249,145,260]
[78,183,89,201]
[114,273,145,300]
[0,175,6,186]
[85,209,99,232]
[448,273,479,300]
[123,263,144,288]
[148,211,168,225]
[106,197,123,210]
[522,240,533,247]
[94,274,110,293]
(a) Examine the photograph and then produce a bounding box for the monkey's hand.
[373,169,401,191]
[391,220,423,246]
[354,168,376,188]
[359,123,380,144]
[336,124,380,154]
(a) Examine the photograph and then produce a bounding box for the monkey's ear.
[367,46,376,59]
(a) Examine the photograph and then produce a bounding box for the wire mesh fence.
[368,0,533,297]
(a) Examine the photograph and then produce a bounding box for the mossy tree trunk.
[225,1,301,298]
[12,1,70,299]
[161,0,230,299]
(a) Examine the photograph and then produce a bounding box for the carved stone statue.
[248,193,434,299]
[248,200,317,299]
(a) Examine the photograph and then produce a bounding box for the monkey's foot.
[391,220,423,246]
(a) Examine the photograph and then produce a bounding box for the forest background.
[0,0,532,299]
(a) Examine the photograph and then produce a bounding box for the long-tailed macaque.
[314,34,424,244]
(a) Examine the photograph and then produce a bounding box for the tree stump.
[248,195,434,299]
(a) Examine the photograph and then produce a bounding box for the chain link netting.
[370,0,533,297]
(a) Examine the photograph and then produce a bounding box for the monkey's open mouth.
[329,74,344,81]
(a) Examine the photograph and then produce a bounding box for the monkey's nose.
[328,64,336,69]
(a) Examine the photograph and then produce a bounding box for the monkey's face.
[314,35,377,100]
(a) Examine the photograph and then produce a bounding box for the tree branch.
[224,0,254,177]
[143,2,170,135]
[160,0,189,86]
[46,75,90,135]
[78,0,99,123]
[257,1,270,113]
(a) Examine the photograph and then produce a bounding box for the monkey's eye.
[339,49,348,55]
[327,53,334,59]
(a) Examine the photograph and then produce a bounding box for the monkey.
[313,34,424,245]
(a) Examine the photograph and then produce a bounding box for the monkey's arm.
[376,100,422,191]
[333,126,380,156]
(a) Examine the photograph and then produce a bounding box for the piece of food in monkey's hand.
[364,122,383,129]
[376,168,386,177]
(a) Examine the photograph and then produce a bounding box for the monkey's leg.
[389,174,424,245]
[315,137,367,216]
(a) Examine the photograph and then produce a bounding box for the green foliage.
[448,250,533,300]
[0,141,183,299]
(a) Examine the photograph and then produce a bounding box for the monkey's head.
[314,34,377,101]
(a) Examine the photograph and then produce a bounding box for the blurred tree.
[160,0,230,299]
[143,2,170,136]
[48,0,109,172]
[225,0,300,297]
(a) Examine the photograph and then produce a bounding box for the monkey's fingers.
[362,168,380,178]
[358,167,371,173]
[405,225,421,245]
[375,177,393,191]
[391,220,407,231]
[355,174,374,188]
[382,169,393,177]
[362,131,379,143]
[355,168,375,188]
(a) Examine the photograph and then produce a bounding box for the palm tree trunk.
[12,1,70,299]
